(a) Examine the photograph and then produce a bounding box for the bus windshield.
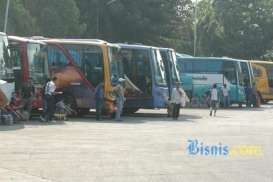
[109,46,123,82]
[65,44,104,86]
[153,49,167,86]
[171,50,179,82]
[0,34,11,80]
[27,43,49,85]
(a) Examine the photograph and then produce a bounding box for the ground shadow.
[71,111,202,124]
[0,123,25,131]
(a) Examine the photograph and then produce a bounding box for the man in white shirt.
[44,77,57,122]
[171,82,185,120]
[222,84,230,108]
[210,84,219,116]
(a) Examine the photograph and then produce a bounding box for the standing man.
[210,84,219,117]
[113,78,126,121]
[44,77,58,122]
[244,81,252,107]
[94,82,104,121]
[21,79,35,120]
[171,82,185,120]
[222,84,230,108]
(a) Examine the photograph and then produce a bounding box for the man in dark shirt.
[94,82,104,121]
[21,80,35,120]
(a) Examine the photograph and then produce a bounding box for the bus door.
[120,48,153,108]
[222,61,242,103]
[152,49,168,108]
[160,50,172,99]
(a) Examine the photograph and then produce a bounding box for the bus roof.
[158,47,175,52]
[0,32,6,36]
[176,53,193,58]
[177,57,249,63]
[251,60,273,65]
[8,36,46,45]
[39,38,118,47]
[117,43,156,50]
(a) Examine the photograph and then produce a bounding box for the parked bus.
[176,57,255,106]
[251,60,273,103]
[35,38,123,115]
[118,44,169,113]
[8,37,123,115]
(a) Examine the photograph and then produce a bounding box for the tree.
[197,0,273,59]
[23,0,86,37]
[76,0,193,52]
[0,0,37,35]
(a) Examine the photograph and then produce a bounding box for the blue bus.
[176,57,255,106]
[118,44,169,113]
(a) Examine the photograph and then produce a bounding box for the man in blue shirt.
[95,82,104,121]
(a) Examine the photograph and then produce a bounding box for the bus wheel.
[256,93,262,106]
[77,108,90,117]
[64,95,77,116]
[123,108,139,114]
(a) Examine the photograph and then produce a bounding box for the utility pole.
[193,0,198,56]
[3,0,10,33]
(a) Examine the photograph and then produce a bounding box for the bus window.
[153,50,167,86]
[240,62,251,86]
[266,65,273,88]
[222,61,237,85]
[27,43,49,85]
[121,49,152,95]
[48,46,69,68]
[178,61,192,73]
[0,35,12,80]
[171,51,179,82]
[66,45,104,86]
[253,66,262,78]
[109,46,123,81]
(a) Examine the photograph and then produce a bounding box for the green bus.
[176,57,255,107]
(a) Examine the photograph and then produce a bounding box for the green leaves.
[198,0,273,59]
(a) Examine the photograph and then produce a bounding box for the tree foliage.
[197,0,273,59]
[1,0,273,59]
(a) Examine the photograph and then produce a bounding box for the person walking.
[222,84,230,108]
[113,78,126,121]
[21,79,35,120]
[44,77,58,122]
[210,84,219,117]
[244,82,252,107]
[94,82,104,121]
[171,82,185,120]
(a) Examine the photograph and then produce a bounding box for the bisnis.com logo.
[187,139,263,157]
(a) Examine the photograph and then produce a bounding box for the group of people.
[95,78,126,121]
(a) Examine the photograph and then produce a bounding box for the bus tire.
[256,92,263,106]
[123,108,139,114]
[77,108,90,117]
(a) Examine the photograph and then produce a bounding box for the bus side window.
[82,51,104,86]
[267,66,273,88]
[253,67,262,78]
[223,62,237,85]
[48,46,69,67]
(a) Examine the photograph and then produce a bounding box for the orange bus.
[251,60,273,103]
